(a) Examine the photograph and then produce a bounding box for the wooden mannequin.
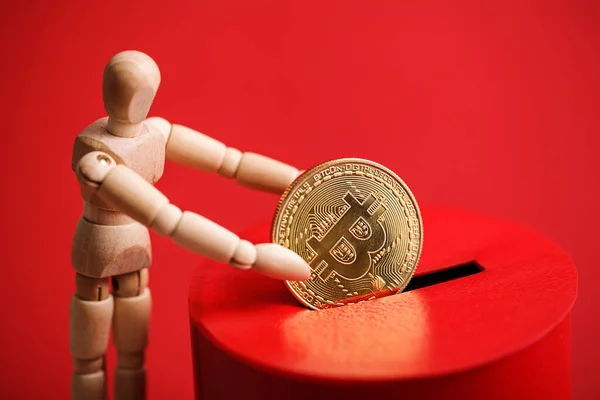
[70,50,311,400]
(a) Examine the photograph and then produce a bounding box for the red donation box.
[188,206,577,399]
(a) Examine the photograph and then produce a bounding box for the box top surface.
[189,205,577,381]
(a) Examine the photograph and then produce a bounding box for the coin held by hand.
[271,158,423,310]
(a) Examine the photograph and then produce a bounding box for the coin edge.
[270,157,424,311]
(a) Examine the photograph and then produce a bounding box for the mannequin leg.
[112,268,151,400]
[70,273,112,400]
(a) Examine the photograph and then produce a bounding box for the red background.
[0,0,598,398]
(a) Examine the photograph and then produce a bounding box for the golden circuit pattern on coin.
[271,158,423,310]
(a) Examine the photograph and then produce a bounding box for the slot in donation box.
[188,205,577,400]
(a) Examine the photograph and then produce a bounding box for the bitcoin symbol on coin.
[271,158,423,310]
[307,192,387,282]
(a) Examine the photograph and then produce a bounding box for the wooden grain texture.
[103,50,160,137]
[235,152,299,194]
[113,288,151,355]
[72,370,105,400]
[253,243,312,281]
[217,147,243,178]
[69,295,113,361]
[166,123,226,172]
[114,367,146,400]
[231,239,257,266]
[68,50,163,400]
[171,211,239,263]
[83,202,135,226]
[150,203,183,237]
[77,150,310,280]
[71,217,151,278]
[72,117,166,191]
[98,164,169,226]
[113,269,148,298]
[75,273,110,301]
[72,357,104,374]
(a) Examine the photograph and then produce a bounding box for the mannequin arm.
[147,117,300,194]
[75,151,310,281]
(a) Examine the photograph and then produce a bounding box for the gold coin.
[271,158,423,310]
